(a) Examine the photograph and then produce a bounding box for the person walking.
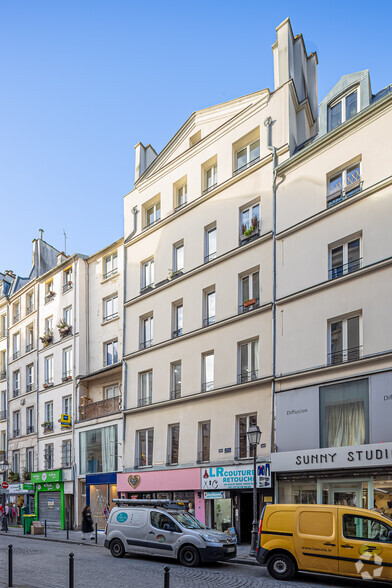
[81,505,94,540]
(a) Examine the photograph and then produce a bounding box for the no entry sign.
[1,482,8,489]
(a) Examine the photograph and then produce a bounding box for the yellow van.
[256,504,392,582]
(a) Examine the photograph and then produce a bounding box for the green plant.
[57,319,68,330]
[8,470,20,482]
[41,420,52,429]
[39,330,53,345]
[22,468,31,482]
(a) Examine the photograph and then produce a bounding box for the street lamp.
[0,459,9,532]
[246,424,261,557]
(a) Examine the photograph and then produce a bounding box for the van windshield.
[170,511,206,529]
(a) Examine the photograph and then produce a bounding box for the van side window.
[343,514,392,543]
[150,512,180,532]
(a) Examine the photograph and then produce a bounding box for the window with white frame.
[26,447,34,472]
[64,306,72,327]
[44,355,54,385]
[167,423,179,465]
[0,431,5,451]
[44,443,54,469]
[203,289,215,327]
[45,280,54,302]
[44,401,53,428]
[198,421,210,463]
[26,406,34,434]
[329,237,361,279]
[146,201,161,227]
[62,440,72,467]
[26,324,34,353]
[328,89,358,132]
[26,364,34,392]
[327,162,361,207]
[205,164,217,192]
[202,352,214,392]
[104,384,119,399]
[13,300,20,324]
[170,361,181,400]
[63,267,73,292]
[140,314,153,349]
[13,332,20,359]
[204,224,216,263]
[45,316,53,336]
[172,302,183,337]
[328,314,361,365]
[104,251,118,279]
[103,295,118,322]
[104,340,118,366]
[176,184,187,209]
[1,391,6,415]
[26,291,34,315]
[0,350,5,377]
[173,242,184,274]
[237,413,257,458]
[238,339,259,383]
[12,450,20,473]
[239,269,259,312]
[13,411,20,438]
[139,370,152,406]
[240,202,260,241]
[13,370,20,396]
[142,258,154,290]
[137,428,154,467]
[0,313,6,338]
[62,395,72,417]
[234,139,260,174]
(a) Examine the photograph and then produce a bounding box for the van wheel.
[110,539,125,558]
[179,545,200,567]
[267,553,296,580]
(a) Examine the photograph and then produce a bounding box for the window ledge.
[101,315,119,326]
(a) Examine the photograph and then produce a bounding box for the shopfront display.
[86,472,118,529]
[6,483,35,523]
[31,470,66,529]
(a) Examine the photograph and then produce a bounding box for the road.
[0,535,386,587]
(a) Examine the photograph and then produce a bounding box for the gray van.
[104,499,237,567]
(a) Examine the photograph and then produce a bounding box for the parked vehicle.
[256,504,392,582]
[104,499,236,566]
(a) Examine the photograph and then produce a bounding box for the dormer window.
[328,89,358,131]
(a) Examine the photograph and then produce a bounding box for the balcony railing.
[26,343,34,353]
[233,154,260,176]
[197,450,210,464]
[139,339,153,350]
[238,298,260,314]
[59,326,72,338]
[140,283,154,295]
[201,381,214,393]
[172,329,183,338]
[328,346,363,365]
[79,395,120,421]
[13,313,20,324]
[13,389,20,398]
[203,316,215,327]
[0,330,6,339]
[62,282,72,293]
[26,383,33,392]
[42,422,54,433]
[0,410,6,421]
[26,304,34,315]
[170,387,181,400]
[204,252,217,263]
[43,380,54,388]
[13,429,20,438]
[0,371,5,381]
[103,269,118,280]
[62,372,72,382]
[237,370,259,384]
[103,313,118,323]
[13,350,20,360]
[239,224,261,246]
[328,258,362,280]
[45,292,55,303]
[61,454,72,468]
[27,425,34,434]
[138,395,152,408]
[327,179,362,208]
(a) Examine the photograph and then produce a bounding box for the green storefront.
[31,470,65,529]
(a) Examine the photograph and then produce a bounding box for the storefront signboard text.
[203,491,226,499]
[4,483,34,494]
[31,470,62,484]
[201,464,271,490]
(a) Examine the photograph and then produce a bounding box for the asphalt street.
[0,535,386,588]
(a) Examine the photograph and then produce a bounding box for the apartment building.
[271,70,392,519]
[0,272,16,471]
[120,19,318,542]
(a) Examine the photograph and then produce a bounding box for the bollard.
[69,552,74,588]
[23,517,26,536]
[8,544,13,587]
[164,565,170,588]
[67,520,69,540]
[44,519,47,538]
[95,522,97,544]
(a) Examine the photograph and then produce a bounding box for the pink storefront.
[117,468,205,524]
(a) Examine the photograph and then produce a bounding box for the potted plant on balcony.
[40,330,53,346]
[41,421,52,433]
[243,298,256,308]
[8,470,20,482]
[57,319,71,337]
[23,468,31,482]
[168,268,183,280]
[240,216,260,241]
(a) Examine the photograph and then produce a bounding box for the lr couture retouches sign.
[201,464,271,490]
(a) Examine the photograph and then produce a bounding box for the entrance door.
[320,479,369,509]
[38,492,61,527]
[239,493,253,544]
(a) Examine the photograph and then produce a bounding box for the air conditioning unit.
[20,398,26,406]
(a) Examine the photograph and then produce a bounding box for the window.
[238,339,259,383]
[79,425,117,474]
[329,238,361,279]
[198,421,210,463]
[26,291,34,315]
[203,289,215,327]
[44,355,54,385]
[45,280,54,302]
[137,428,153,467]
[146,201,161,227]
[63,267,73,292]
[202,352,214,392]
[63,395,72,416]
[13,411,20,438]
[13,332,20,359]
[328,89,358,131]
[26,364,34,392]
[142,258,154,290]
[0,350,6,379]
[104,340,118,366]
[44,444,54,469]
[237,414,257,458]
[26,448,34,473]
[13,301,20,324]
[239,270,259,312]
[13,370,20,397]
[45,316,53,336]
[320,379,369,448]
[1,391,6,419]
[173,242,184,274]
[104,252,118,279]
[104,385,119,399]
[167,424,179,465]
[205,164,217,192]
[170,361,181,399]
[204,225,216,263]
[103,295,118,322]
[240,202,260,242]
[26,324,34,353]
[328,314,361,364]
[234,139,260,174]
[0,313,6,338]
[172,302,183,337]
[44,402,53,428]
[327,163,361,207]
[150,511,180,532]
[12,450,20,474]
[343,514,392,542]
[62,440,72,467]
[139,370,152,406]
[140,314,153,349]
[26,406,34,434]
[176,184,187,209]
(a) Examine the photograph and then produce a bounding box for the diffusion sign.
[201,464,271,490]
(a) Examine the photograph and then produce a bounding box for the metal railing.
[197,450,210,464]
[328,346,362,365]
[203,182,217,194]
[203,316,215,327]
[138,395,152,407]
[139,339,153,350]
[26,343,34,353]
[103,312,118,323]
[0,330,6,339]
[79,396,120,421]
[43,380,54,387]
[233,154,260,176]
[172,329,183,338]
[201,381,214,393]
[170,387,181,400]
[327,182,362,208]
[13,314,20,324]
[26,383,33,392]
[238,298,260,314]
[328,258,362,279]
[239,225,260,245]
[13,429,20,438]
[59,327,72,338]
[44,292,55,303]
[13,389,20,398]
[0,410,6,421]
[62,282,72,293]
[103,269,118,280]
[43,422,54,432]
[62,372,72,382]
[26,304,34,315]
[237,370,259,384]
[13,350,20,360]
[0,371,5,381]
[27,425,34,434]
[204,252,217,263]
[140,283,154,294]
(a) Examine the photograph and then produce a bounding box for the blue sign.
[116,512,128,523]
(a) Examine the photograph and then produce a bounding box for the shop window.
[236,413,257,459]
[319,379,369,448]
[79,425,118,475]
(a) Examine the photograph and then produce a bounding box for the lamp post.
[246,424,261,557]
[1,459,9,532]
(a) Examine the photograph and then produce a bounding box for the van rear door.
[294,507,339,574]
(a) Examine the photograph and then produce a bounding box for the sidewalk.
[1,526,259,566]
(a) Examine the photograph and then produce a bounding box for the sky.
[1,0,391,277]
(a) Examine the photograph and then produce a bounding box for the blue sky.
[1,1,391,276]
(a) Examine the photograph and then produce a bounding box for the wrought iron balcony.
[26,343,34,353]
[201,381,214,393]
[13,350,20,360]
[238,298,260,314]
[103,269,118,280]
[204,252,217,263]
[13,429,20,438]
[138,395,152,408]
[139,339,153,350]
[328,346,362,365]
[203,316,215,327]
[237,370,259,384]
[26,304,34,316]
[172,329,183,338]
[13,313,20,324]
[0,371,5,381]
[170,387,181,400]
[79,395,120,421]
[13,389,20,398]
[0,410,6,421]
[103,312,118,323]
[27,425,34,434]
[328,258,362,280]
[62,281,73,293]
[26,383,33,392]
[44,291,55,303]
[233,154,260,176]
[0,330,6,339]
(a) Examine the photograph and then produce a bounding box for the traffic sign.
[1,482,8,489]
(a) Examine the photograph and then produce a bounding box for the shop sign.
[31,470,62,484]
[271,441,392,472]
[4,483,34,494]
[204,491,226,500]
[48,498,54,509]
[201,464,271,490]
[60,414,71,428]
[36,483,62,492]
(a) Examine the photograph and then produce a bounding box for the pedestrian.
[81,505,94,540]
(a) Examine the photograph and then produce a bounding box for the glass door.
[319,479,370,509]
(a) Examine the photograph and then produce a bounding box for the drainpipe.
[72,259,77,529]
[36,281,40,472]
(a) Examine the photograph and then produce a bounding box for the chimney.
[134,142,157,182]
[39,229,44,240]
[57,252,68,265]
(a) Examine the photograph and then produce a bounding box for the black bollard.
[164,565,170,588]
[69,552,74,588]
[44,519,47,537]
[95,522,97,544]
[67,520,69,540]
[8,544,13,587]
[23,517,26,535]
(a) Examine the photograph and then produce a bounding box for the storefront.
[6,483,35,524]
[32,469,68,529]
[86,472,118,529]
[201,463,273,544]
[117,468,204,523]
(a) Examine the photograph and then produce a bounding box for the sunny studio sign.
[201,464,271,490]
